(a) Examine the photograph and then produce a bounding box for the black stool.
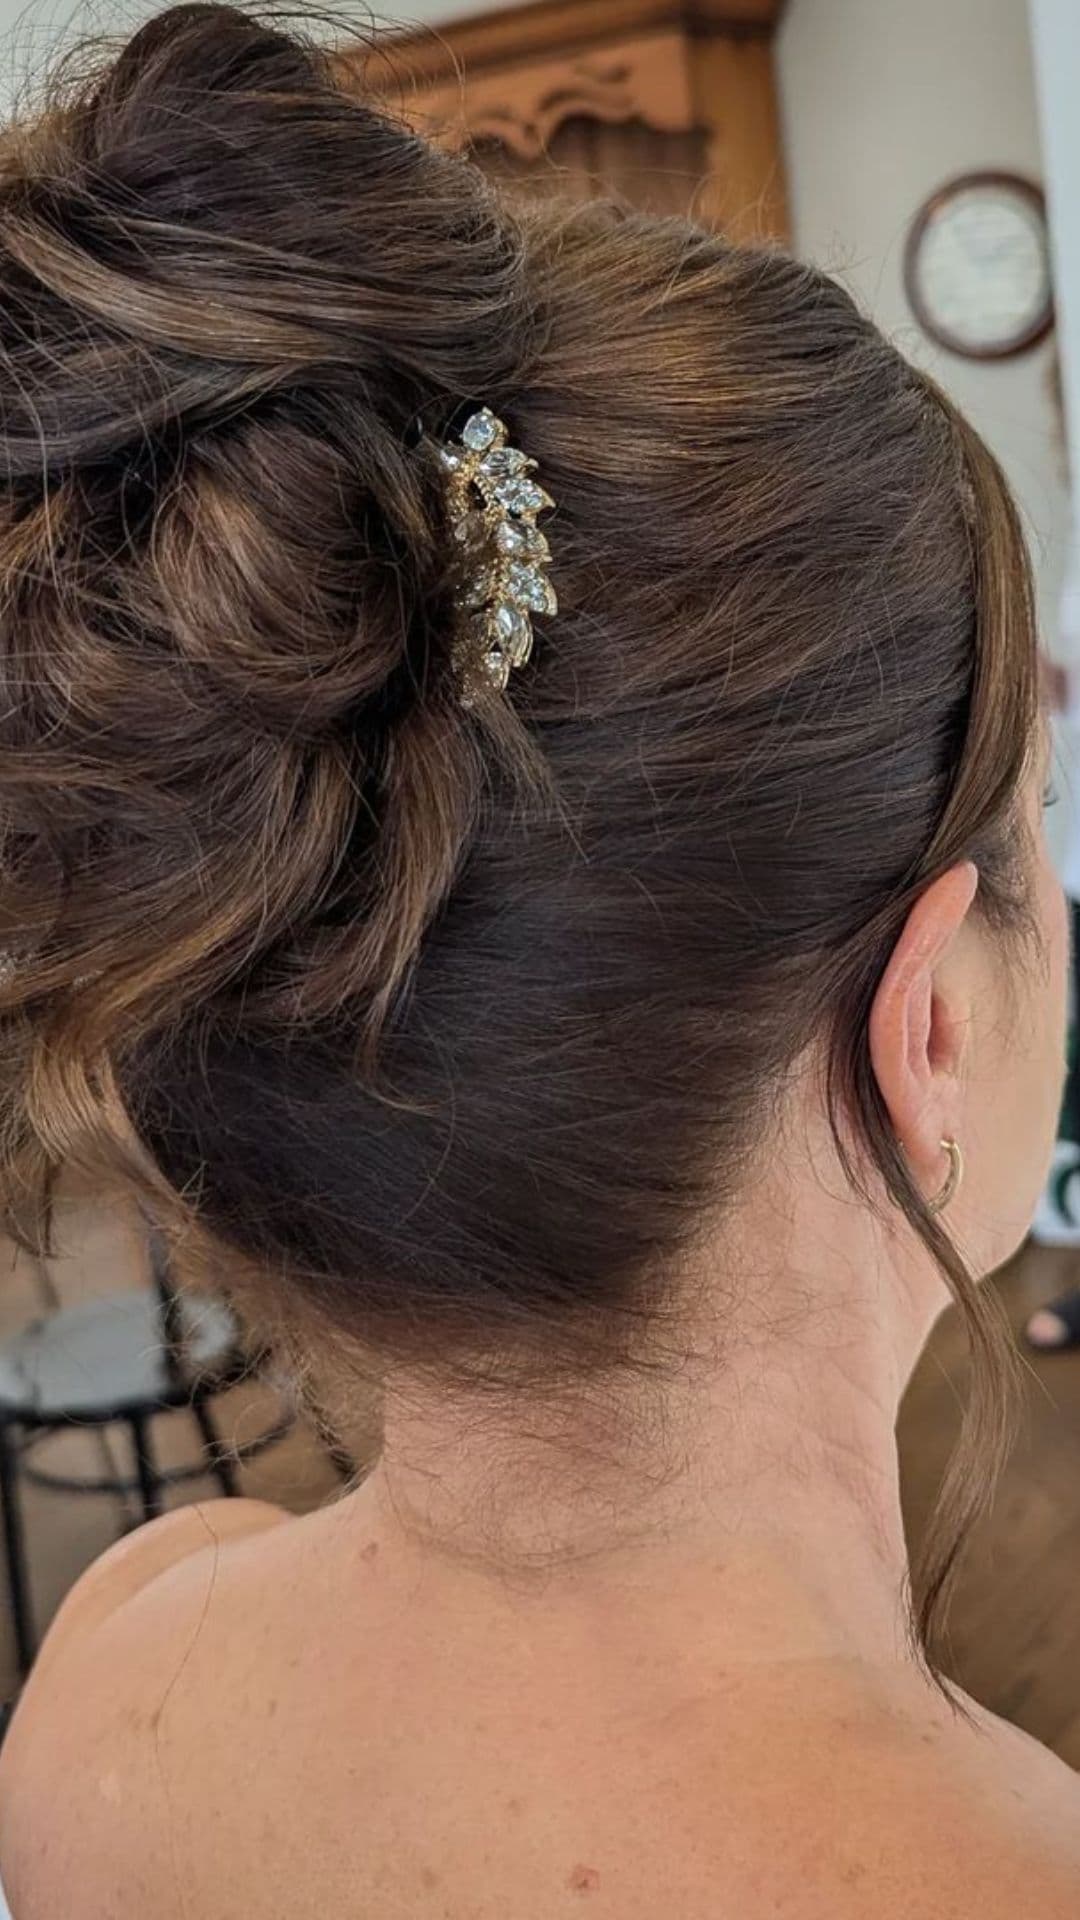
[0,1231,290,1675]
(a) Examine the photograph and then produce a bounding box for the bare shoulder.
[765,1674,1080,1919]
[825,1730,1080,1919]
[0,1498,292,1919]
[669,1663,1080,1920]
[20,1496,289,1683]
[780,1803,1080,1920]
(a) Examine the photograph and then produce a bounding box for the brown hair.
[0,3,1040,1656]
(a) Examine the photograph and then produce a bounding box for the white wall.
[0,0,526,124]
[0,0,511,76]
[1030,0,1080,521]
[777,0,1068,645]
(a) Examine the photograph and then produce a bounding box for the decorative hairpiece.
[432,407,558,703]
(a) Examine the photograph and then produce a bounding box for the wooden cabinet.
[343,0,788,241]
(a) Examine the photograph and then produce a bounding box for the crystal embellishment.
[495,521,550,562]
[430,407,559,701]
[461,408,501,452]
[494,521,525,555]
[507,561,558,617]
[494,601,533,666]
[485,647,511,690]
[493,476,553,515]
[481,446,530,478]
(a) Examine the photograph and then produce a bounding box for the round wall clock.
[903,171,1054,361]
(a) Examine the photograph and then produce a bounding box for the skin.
[0,756,1073,1920]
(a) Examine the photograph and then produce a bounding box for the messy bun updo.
[0,5,1042,1647]
[0,3,537,1043]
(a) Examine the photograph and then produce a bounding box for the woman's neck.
[361,1166,945,1677]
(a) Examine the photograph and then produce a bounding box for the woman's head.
[0,4,1061,1643]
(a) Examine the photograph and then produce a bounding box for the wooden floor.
[2,1188,1080,1767]
[900,1237,1080,1764]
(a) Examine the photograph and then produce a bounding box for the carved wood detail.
[403,32,696,163]
[353,0,785,91]
[339,0,788,243]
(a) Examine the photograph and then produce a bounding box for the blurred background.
[2,0,1080,1767]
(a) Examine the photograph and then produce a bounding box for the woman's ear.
[868,862,979,1192]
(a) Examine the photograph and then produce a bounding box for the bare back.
[3,1497,1080,1920]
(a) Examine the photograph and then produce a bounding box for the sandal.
[1025,1288,1080,1351]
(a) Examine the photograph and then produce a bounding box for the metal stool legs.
[0,1421,35,1675]
[128,1413,165,1524]
[189,1391,239,1499]
[130,1395,241,1517]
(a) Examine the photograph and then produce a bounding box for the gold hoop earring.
[928,1137,963,1215]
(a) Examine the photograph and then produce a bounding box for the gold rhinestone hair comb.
[432,407,558,703]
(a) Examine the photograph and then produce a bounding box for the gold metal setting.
[928,1136,964,1215]
[433,407,557,703]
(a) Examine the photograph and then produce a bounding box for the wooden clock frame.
[903,170,1054,362]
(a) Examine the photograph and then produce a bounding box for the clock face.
[905,174,1053,359]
